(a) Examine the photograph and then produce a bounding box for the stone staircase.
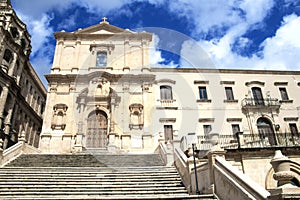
[0,152,216,199]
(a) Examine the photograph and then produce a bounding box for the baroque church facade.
[40,18,300,154]
[0,0,46,150]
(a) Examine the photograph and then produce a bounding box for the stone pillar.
[0,138,3,164]
[10,103,18,132]
[7,52,17,76]
[3,99,15,149]
[205,132,226,194]
[0,86,9,126]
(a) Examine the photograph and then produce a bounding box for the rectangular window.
[203,125,212,135]
[160,86,173,100]
[199,86,208,100]
[289,123,299,137]
[225,87,234,100]
[96,51,107,67]
[231,124,240,137]
[164,125,173,142]
[279,88,289,100]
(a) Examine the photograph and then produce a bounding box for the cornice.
[149,68,300,75]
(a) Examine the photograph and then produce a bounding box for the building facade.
[0,0,46,149]
[40,18,300,153]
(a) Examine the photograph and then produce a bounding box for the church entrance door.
[86,110,108,148]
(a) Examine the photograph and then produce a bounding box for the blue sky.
[10,0,300,86]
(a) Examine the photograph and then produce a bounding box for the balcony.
[196,132,300,151]
[242,98,280,110]
[157,99,178,109]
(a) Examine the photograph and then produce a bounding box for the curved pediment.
[154,79,176,85]
[245,81,265,87]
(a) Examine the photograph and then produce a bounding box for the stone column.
[0,86,9,126]
[10,103,18,132]
[3,99,15,149]
[7,52,17,77]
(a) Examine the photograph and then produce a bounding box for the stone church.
[40,17,300,156]
[2,1,300,199]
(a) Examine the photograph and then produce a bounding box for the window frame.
[199,86,208,100]
[164,125,173,142]
[96,51,107,67]
[225,87,235,101]
[203,124,212,135]
[279,87,289,101]
[160,85,173,100]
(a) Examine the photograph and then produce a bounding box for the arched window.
[257,118,276,146]
[160,85,172,100]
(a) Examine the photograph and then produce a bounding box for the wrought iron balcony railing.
[196,132,300,151]
[242,98,280,108]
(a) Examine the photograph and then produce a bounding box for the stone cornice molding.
[245,81,265,87]
[154,79,176,85]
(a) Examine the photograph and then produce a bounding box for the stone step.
[0,180,183,185]
[0,187,187,192]
[0,183,184,188]
[5,153,165,167]
[0,171,178,175]
[0,177,182,182]
[0,189,188,195]
[0,194,211,200]
[0,153,211,199]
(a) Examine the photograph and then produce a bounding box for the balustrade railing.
[197,132,300,151]
[242,98,280,108]
[159,99,176,107]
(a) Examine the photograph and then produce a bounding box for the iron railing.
[242,98,280,108]
[197,132,300,151]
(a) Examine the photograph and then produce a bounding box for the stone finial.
[270,150,296,188]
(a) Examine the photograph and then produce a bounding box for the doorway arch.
[86,110,108,148]
[257,117,277,146]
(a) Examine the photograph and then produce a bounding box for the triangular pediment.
[75,22,132,35]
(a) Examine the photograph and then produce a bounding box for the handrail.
[155,142,168,165]
[214,156,270,200]
[1,141,41,167]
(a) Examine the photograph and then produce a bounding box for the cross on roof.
[102,17,108,23]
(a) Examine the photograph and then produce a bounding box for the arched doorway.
[86,110,108,148]
[257,118,277,146]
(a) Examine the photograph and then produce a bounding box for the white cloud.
[261,14,300,70]
[10,0,300,87]
[180,40,215,68]
[193,14,300,71]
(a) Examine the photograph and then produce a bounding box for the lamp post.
[192,143,200,195]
